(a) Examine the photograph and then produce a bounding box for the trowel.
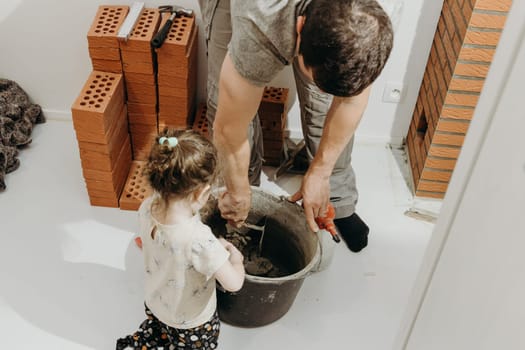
[226,217,273,275]
[240,217,268,255]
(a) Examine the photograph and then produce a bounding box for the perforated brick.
[120,49,154,64]
[258,87,288,166]
[119,8,160,110]
[122,61,155,75]
[157,30,197,126]
[128,112,157,126]
[78,107,129,156]
[155,13,196,57]
[89,47,121,61]
[84,139,132,207]
[157,26,198,77]
[124,72,156,86]
[158,120,188,133]
[260,115,286,132]
[258,86,287,166]
[192,103,209,139]
[158,89,196,126]
[126,83,157,104]
[91,58,123,74]
[82,137,131,185]
[87,5,129,48]
[262,130,284,142]
[120,161,153,211]
[71,71,125,143]
[129,122,157,136]
[120,8,161,52]
[157,81,195,98]
[72,71,123,115]
[130,132,157,161]
[79,128,129,172]
[157,66,196,89]
[156,16,197,129]
[259,87,288,114]
[158,94,195,111]
[128,102,157,115]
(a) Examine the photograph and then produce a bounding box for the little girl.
[117,129,245,350]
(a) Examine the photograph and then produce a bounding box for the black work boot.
[334,213,370,252]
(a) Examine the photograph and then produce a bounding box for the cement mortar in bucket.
[202,187,335,327]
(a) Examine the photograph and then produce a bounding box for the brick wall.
[406,0,512,198]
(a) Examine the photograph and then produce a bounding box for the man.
[199,0,393,252]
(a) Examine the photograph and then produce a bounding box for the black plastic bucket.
[203,188,320,328]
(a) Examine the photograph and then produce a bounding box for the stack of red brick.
[192,103,210,139]
[156,13,198,130]
[74,5,201,209]
[71,71,132,207]
[74,5,290,210]
[119,8,161,161]
[87,5,128,73]
[119,160,151,210]
[258,87,289,166]
[194,87,289,168]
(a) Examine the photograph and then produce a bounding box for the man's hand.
[218,189,252,228]
[213,54,264,227]
[289,87,372,233]
[289,167,331,233]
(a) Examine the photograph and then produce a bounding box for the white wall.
[396,1,525,348]
[0,0,442,144]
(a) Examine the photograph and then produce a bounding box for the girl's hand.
[219,238,244,264]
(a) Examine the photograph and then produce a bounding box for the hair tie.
[159,136,178,148]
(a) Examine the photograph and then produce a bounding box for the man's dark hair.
[299,0,394,97]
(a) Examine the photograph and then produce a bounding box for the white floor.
[0,120,435,350]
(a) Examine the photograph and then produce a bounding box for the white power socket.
[382,82,406,103]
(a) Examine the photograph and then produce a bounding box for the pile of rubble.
[0,79,45,191]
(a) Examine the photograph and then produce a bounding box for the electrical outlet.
[382,82,406,103]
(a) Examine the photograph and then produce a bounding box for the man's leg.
[202,0,264,186]
[292,59,369,252]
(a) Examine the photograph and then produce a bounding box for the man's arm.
[290,86,371,232]
[213,54,265,226]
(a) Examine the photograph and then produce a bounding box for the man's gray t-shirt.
[199,0,311,87]
[229,0,310,86]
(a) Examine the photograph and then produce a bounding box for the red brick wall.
[406,0,512,198]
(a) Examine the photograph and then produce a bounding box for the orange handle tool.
[315,203,341,243]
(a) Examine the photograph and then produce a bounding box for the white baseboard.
[42,109,71,121]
